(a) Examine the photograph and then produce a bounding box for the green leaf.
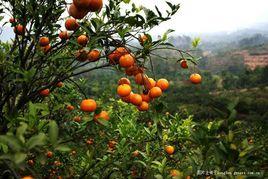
[55,145,71,152]
[48,120,59,145]
[16,122,28,143]
[192,37,201,48]
[26,133,46,149]
[162,29,174,41]
[14,152,27,164]
[0,135,22,152]
[97,118,109,126]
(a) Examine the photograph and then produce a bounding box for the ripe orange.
[132,150,139,157]
[138,101,149,111]
[39,37,50,47]
[86,138,94,145]
[118,78,131,85]
[117,84,131,97]
[88,0,103,12]
[75,49,88,62]
[80,99,97,112]
[73,0,91,9]
[121,93,132,103]
[68,3,88,19]
[21,176,34,179]
[180,59,188,69]
[67,105,75,111]
[73,116,82,122]
[56,82,64,88]
[134,73,144,85]
[9,18,15,23]
[141,94,151,102]
[119,54,135,68]
[27,159,34,166]
[144,77,156,89]
[39,89,50,97]
[165,145,175,155]
[41,44,51,54]
[139,34,148,45]
[88,49,100,61]
[46,151,53,158]
[77,35,89,46]
[94,111,110,121]
[130,93,142,106]
[190,73,202,84]
[65,18,79,31]
[108,47,128,64]
[156,79,169,91]
[14,24,25,35]
[59,31,69,40]
[149,87,162,98]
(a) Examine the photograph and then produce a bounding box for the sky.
[1,0,268,41]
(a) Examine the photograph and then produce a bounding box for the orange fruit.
[108,47,128,64]
[46,151,53,158]
[94,111,110,121]
[67,105,75,111]
[121,93,132,103]
[180,59,188,69]
[165,145,175,155]
[41,44,51,54]
[156,79,169,91]
[39,89,50,97]
[39,37,50,47]
[14,24,25,35]
[86,138,94,145]
[134,73,144,85]
[65,18,79,31]
[68,3,88,19]
[119,54,135,68]
[118,78,131,85]
[75,49,88,62]
[80,99,97,112]
[130,93,142,106]
[144,77,156,89]
[117,84,131,97]
[141,94,151,102]
[73,116,82,122]
[56,82,64,88]
[170,169,180,177]
[108,140,117,148]
[149,87,162,98]
[138,101,149,111]
[88,49,100,61]
[132,150,139,157]
[21,176,34,179]
[139,34,148,45]
[87,0,103,12]
[73,0,91,9]
[27,159,34,166]
[59,31,69,40]
[77,35,89,46]
[190,73,202,84]
[9,18,15,23]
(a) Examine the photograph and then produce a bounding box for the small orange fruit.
[156,79,169,91]
[27,159,34,166]
[68,3,88,19]
[149,87,162,98]
[138,101,149,111]
[121,93,132,103]
[80,99,97,112]
[65,18,79,31]
[88,49,100,61]
[39,37,50,47]
[14,24,25,35]
[94,111,110,121]
[108,47,128,64]
[130,93,142,106]
[41,44,51,54]
[165,145,175,155]
[180,59,188,69]
[119,54,135,68]
[141,94,151,102]
[39,89,50,97]
[67,105,75,111]
[9,18,16,23]
[59,31,69,40]
[88,0,103,12]
[144,77,156,89]
[190,73,202,84]
[77,35,89,46]
[139,34,149,45]
[118,78,131,85]
[75,49,88,62]
[21,176,34,179]
[86,138,94,145]
[170,169,180,177]
[117,84,131,97]
[46,151,53,158]
[134,73,144,85]
[132,150,139,157]
[56,82,64,88]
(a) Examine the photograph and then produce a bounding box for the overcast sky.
[1,0,268,41]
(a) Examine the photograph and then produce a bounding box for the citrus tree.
[0,0,207,178]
